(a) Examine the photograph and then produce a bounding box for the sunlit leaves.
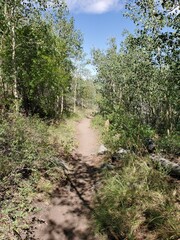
[0,0,83,118]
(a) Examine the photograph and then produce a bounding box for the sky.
[65,0,136,74]
[73,12,135,55]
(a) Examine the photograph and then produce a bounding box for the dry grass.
[93,155,180,240]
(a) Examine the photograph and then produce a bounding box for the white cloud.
[66,0,124,14]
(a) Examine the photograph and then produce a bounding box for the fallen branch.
[150,154,180,178]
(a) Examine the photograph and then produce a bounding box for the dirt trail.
[30,118,102,240]
[76,117,99,156]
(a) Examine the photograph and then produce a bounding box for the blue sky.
[65,0,136,74]
[73,12,135,55]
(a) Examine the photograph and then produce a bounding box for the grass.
[48,108,91,153]
[157,133,180,155]
[0,178,36,239]
[83,112,180,239]
[93,155,180,240]
[91,114,109,145]
[0,110,87,239]
[48,117,77,153]
[92,112,180,239]
[0,108,92,239]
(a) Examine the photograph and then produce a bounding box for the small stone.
[97,144,108,155]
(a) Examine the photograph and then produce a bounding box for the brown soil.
[76,117,99,156]
[27,118,103,240]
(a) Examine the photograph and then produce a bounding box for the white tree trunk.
[11,1,19,112]
[12,23,19,112]
[60,90,64,115]
[73,78,77,113]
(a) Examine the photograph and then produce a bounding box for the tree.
[0,0,83,118]
[93,0,179,137]
[124,0,179,133]
[71,56,97,112]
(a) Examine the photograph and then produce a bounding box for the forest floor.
[28,117,103,240]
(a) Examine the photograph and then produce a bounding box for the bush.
[103,109,155,154]
[92,114,105,128]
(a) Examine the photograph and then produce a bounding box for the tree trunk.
[73,78,77,113]
[0,41,3,108]
[12,20,19,112]
[0,0,8,112]
[60,90,64,115]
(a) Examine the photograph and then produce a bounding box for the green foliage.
[92,1,179,239]
[0,0,83,118]
[93,36,179,136]
[93,0,179,137]
[157,134,180,155]
[104,109,155,153]
[49,118,76,153]
[92,111,156,154]
[0,112,68,239]
[91,114,105,130]
[0,113,62,180]
[0,180,36,240]
[94,157,179,239]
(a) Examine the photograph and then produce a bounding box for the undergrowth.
[157,134,180,156]
[93,156,180,240]
[0,112,73,239]
[92,113,179,156]
[92,113,179,239]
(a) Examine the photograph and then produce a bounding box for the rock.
[99,163,114,171]
[150,154,180,178]
[111,148,129,162]
[117,148,129,155]
[97,144,108,155]
[145,138,156,153]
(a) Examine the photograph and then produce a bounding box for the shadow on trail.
[34,154,102,240]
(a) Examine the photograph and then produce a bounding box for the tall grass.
[0,112,71,239]
[0,113,55,179]
[94,156,180,239]
[0,109,91,239]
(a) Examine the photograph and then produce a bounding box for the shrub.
[103,109,155,154]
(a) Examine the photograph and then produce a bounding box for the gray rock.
[97,144,108,155]
[150,154,180,178]
[111,148,129,162]
[99,163,115,170]
[117,148,129,155]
